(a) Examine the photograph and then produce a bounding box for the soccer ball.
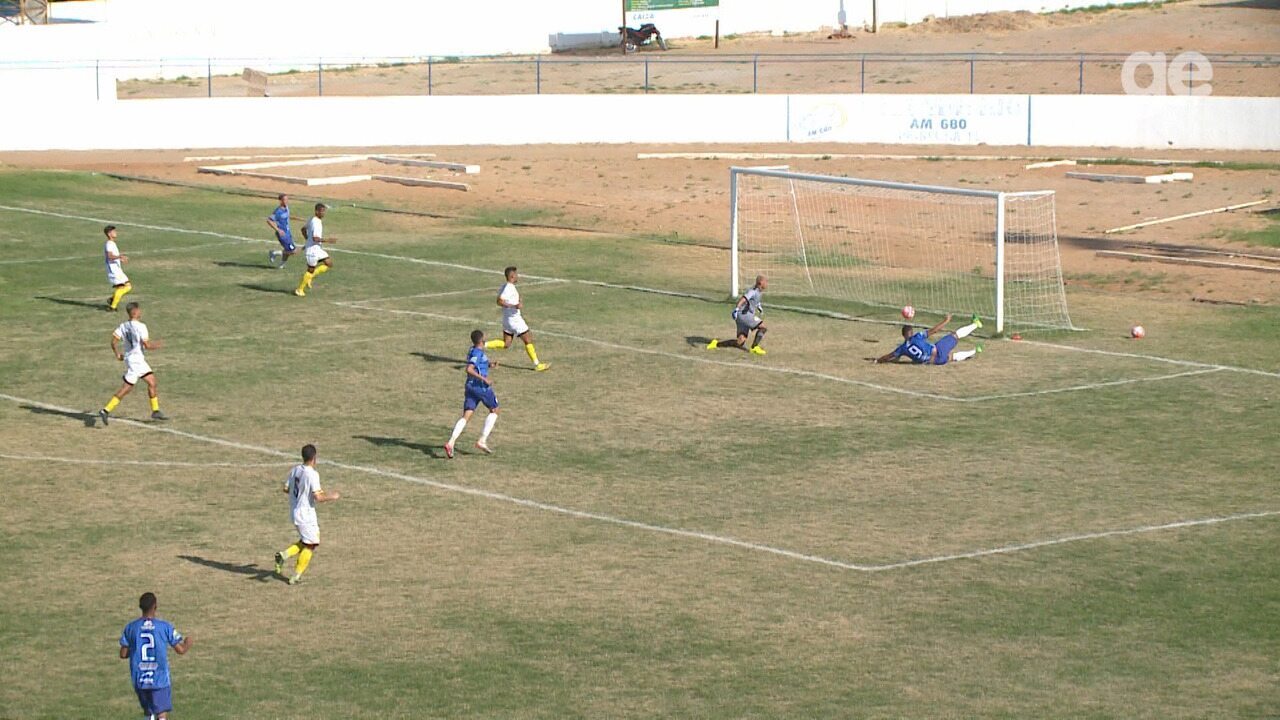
[902,305,915,320]
[1130,325,1146,339]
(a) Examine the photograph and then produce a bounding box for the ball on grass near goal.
[902,305,915,320]
[1131,325,1146,339]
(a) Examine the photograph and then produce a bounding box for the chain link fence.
[10,53,1276,99]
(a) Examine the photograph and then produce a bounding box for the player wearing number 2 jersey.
[874,313,983,366]
[275,444,340,585]
[120,591,192,720]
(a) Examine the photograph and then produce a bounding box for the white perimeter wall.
[6,94,1277,152]
[0,0,1137,81]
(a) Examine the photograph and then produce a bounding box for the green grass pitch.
[0,171,1277,718]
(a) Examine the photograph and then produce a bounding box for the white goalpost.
[729,167,1076,334]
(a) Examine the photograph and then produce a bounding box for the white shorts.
[295,520,320,545]
[502,313,530,337]
[122,358,154,385]
[304,245,330,267]
[107,269,130,286]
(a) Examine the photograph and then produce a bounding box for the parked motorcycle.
[619,23,668,53]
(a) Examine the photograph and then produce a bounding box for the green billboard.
[625,0,719,10]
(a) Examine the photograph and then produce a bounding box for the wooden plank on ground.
[1096,250,1280,273]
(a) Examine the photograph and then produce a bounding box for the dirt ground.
[116,0,1280,98]
[3,142,1277,304]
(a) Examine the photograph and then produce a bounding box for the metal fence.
[9,53,1280,98]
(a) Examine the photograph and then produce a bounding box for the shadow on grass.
[238,283,293,296]
[19,404,98,428]
[178,555,283,583]
[354,434,446,458]
[411,351,465,369]
[36,295,111,312]
[215,260,276,270]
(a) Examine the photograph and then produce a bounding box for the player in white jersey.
[294,204,337,297]
[99,302,167,425]
[707,274,769,356]
[483,266,549,371]
[103,225,133,312]
[275,444,340,585]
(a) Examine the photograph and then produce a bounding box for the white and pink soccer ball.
[902,305,915,320]
[1130,325,1146,339]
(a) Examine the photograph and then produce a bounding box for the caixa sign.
[1122,52,1213,96]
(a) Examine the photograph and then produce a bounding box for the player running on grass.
[294,204,336,297]
[445,329,501,458]
[873,313,983,366]
[99,302,167,424]
[707,274,768,356]
[484,266,549,371]
[103,225,133,311]
[119,591,192,720]
[266,193,297,268]
[275,444,341,585]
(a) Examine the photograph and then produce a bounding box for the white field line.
[7,203,1276,381]
[351,278,564,305]
[0,391,878,572]
[0,452,284,469]
[870,510,1280,571]
[338,299,1225,404]
[1025,340,1280,379]
[3,391,1275,572]
[332,301,962,402]
[0,239,251,266]
[959,367,1226,402]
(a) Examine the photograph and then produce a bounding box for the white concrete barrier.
[7,94,1278,152]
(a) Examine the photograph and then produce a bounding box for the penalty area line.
[869,510,1280,571]
[0,391,878,573]
[3,391,1274,573]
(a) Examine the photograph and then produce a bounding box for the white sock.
[953,349,977,362]
[479,413,498,442]
[955,323,978,339]
[447,418,467,445]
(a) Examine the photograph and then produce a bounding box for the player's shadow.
[35,295,110,311]
[685,335,748,351]
[178,555,283,583]
[353,434,446,458]
[411,351,466,370]
[215,261,275,271]
[19,404,98,428]
[238,283,294,296]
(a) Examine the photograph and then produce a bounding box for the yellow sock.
[484,339,506,350]
[524,342,540,365]
[313,264,330,277]
[103,396,120,413]
[149,396,159,412]
[295,547,314,576]
[296,271,313,294]
[109,284,132,309]
[284,541,303,559]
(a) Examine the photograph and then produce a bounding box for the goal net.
[730,167,1075,333]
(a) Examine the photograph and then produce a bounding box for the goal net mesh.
[733,170,1074,332]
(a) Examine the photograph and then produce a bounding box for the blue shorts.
[135,686,173,716]
[276,235,296,252]
[464,384,498,412]
[933,334,959,365]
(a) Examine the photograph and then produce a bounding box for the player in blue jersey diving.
[120,591,193,720]
[444,329,500,458]
[874,313,984,366]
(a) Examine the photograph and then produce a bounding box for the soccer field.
[0,170,1277,719]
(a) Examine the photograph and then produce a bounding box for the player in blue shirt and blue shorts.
[120,592,192,720]
[266,194,296,268]
[444,329,500,458]
[874,313,984,366]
